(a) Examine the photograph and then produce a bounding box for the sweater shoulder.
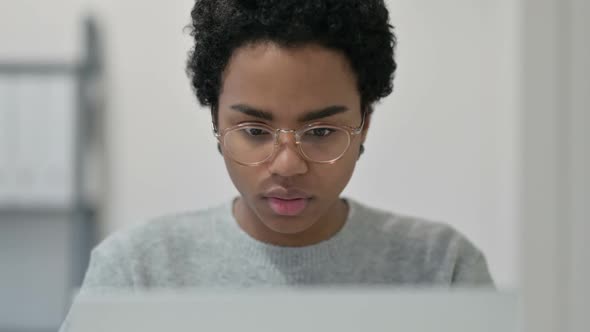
[93,202,227,262]
[349,199,483,264]
[351,200,456,240]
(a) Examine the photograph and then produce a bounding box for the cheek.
[223,156,259,195]
[313,147,359,194]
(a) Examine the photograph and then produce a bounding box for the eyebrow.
[229,104,349,123]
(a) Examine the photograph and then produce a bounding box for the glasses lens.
[299,126,350,162]
[224,126,274,164]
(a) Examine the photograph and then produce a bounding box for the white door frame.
[521,0,589,331]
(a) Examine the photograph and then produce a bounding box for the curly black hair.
[186,0,397,127]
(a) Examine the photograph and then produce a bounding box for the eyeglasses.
[214,113,365,166]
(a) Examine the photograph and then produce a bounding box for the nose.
[267,130,308,177]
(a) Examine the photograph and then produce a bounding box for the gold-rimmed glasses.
[214,113,365,166]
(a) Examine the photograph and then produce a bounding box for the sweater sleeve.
[58,235,135,332]
[78,238,135,290]
[450,235,495,287]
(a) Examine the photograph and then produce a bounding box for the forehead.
[218,42,360,120]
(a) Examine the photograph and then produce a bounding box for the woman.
[61,1,493,328]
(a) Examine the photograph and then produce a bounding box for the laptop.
[66,287,519,332]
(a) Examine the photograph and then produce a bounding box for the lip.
[262,187,312,217]
[262,187,312,200]
[266,197,309,216]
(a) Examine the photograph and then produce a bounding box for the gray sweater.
[60,197,493,330]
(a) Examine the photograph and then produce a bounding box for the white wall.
[0,0,83,63]
[1,0,521,289]
[348,0,520,289]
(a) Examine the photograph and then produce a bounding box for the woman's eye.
[307,128,334,137]
[245,128,268,136]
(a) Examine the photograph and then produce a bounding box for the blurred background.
[0,0,587,332]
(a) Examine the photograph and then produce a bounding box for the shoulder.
[349,198,467,249]
[94,202,227,260]
[80,202,229,289]
[347,198,493,286]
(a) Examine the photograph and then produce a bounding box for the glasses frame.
[214,113,366,166]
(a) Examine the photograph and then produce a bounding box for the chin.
[262,217,318,235]
[256,201,319,234]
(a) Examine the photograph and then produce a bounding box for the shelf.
[0,204,98,218]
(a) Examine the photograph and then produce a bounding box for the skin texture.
[217,42,371,247]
